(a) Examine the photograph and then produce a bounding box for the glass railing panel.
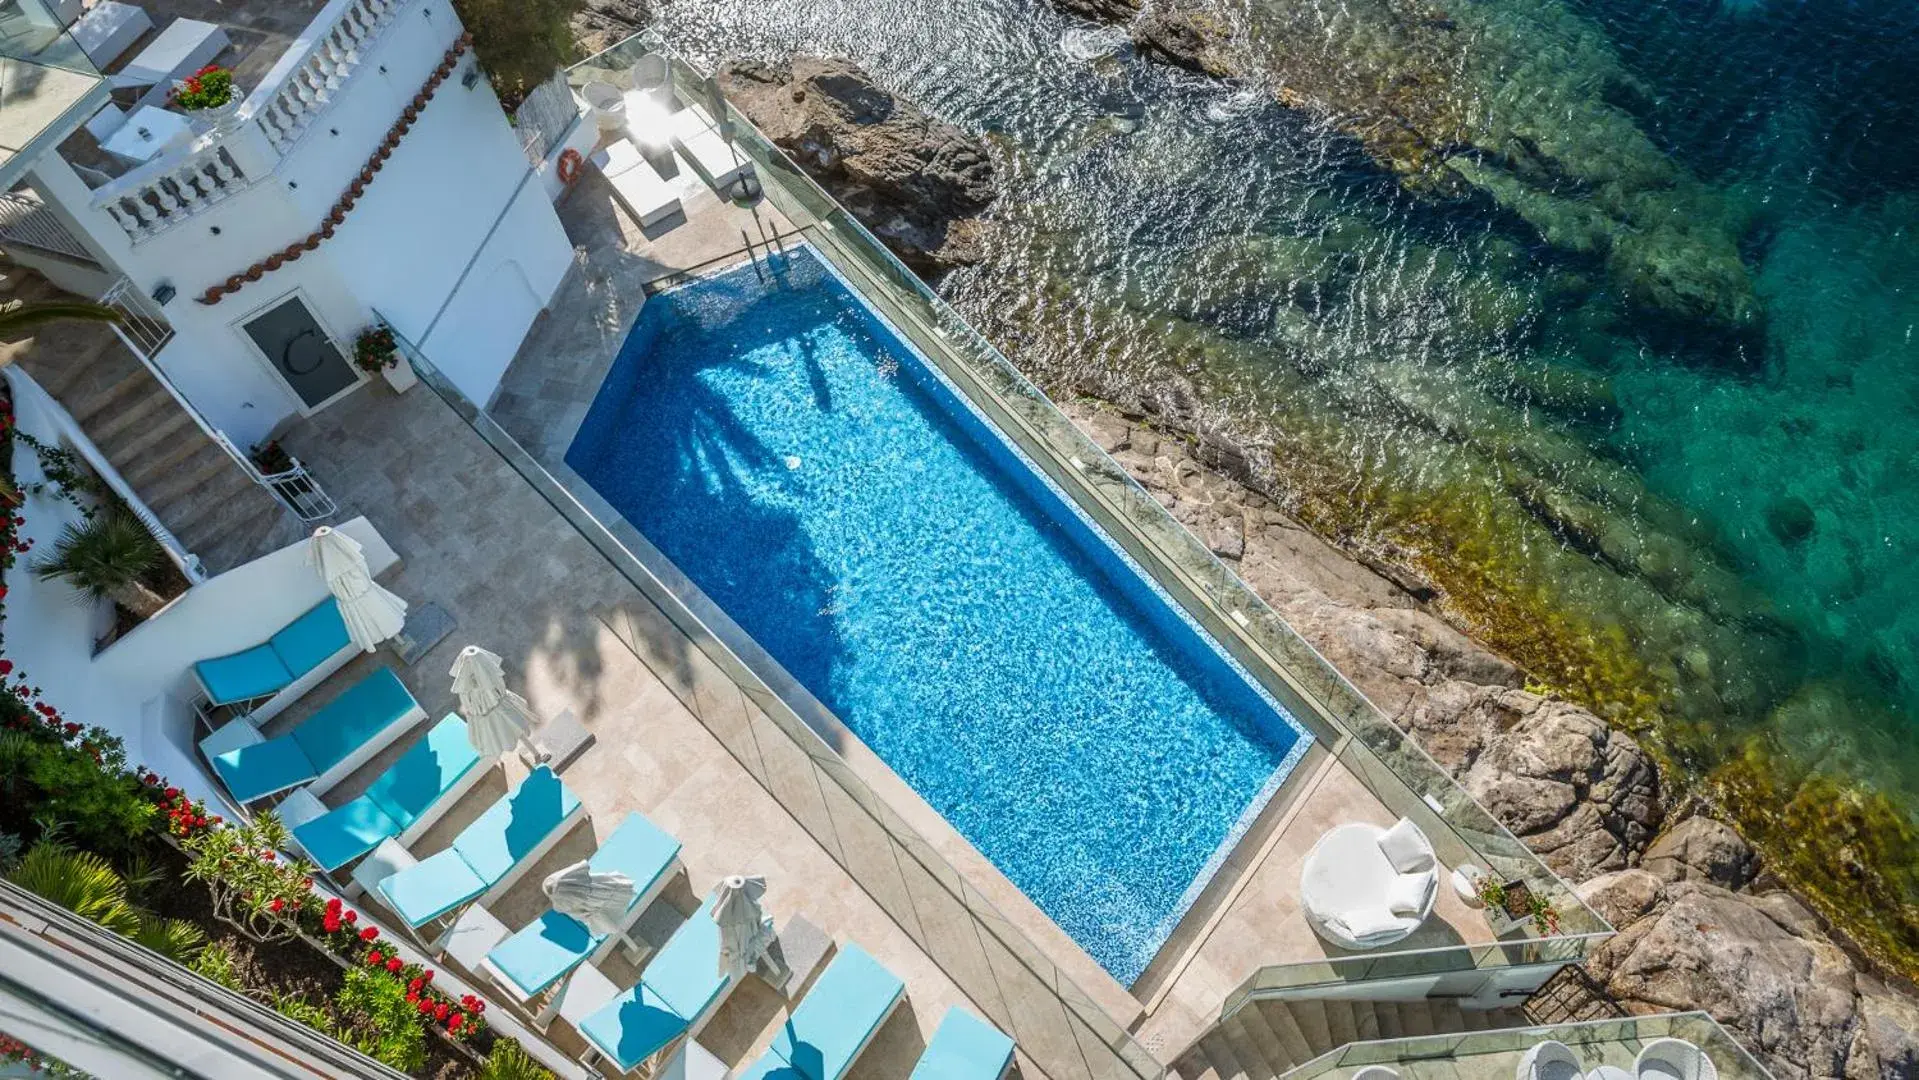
[1293,1014,1775,1080]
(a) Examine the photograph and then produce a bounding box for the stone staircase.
[1,263,301,574]
[1169,997,1532,1080]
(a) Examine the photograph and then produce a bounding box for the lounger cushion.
[196,644,293,705]
[288,668,419,776]
[213,736,318,804]
[766,943,905,1080]
[292,714,479,871]
[269,599,351,678]
[450,765,582,884]
[379,846,492,926]
[641,894,726,1022]
[911,1010,1015,1080]
[579,985,691,1071]
[591,812,682,903]
[293,797,402,873]
[1386,871,1435,918]
[489,910,597,997]
[362,714,482,830]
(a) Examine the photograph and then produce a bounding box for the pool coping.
[565,244,1316,989]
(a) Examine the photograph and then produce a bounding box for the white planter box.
[380,352,418,393]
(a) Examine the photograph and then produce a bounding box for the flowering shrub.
[169,64,235,111]
[352,325,398,375]
[181,812,316,942]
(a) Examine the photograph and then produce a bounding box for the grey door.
[242,296,357,408]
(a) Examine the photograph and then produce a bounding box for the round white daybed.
[1299,818,1440,949]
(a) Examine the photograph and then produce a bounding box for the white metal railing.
[97,275,337,524]
[215,430,338,523]
[94,143,252,243]
[0,189,97,262]
[85,0,416,244]
[252,0,411,154]
[2,365,207,583]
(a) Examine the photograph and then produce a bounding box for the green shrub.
[7,843,204,963]
[190,940,244,991]
[333,969,427,1073]
[451,0,583,99]
[0,730,157,859]
[482,1040,558,1080]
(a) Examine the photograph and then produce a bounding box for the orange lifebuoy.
[557,147,585,185]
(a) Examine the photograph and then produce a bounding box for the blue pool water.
[567,247,1310,983]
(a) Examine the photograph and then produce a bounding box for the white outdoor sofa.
[1299,818,1440,949]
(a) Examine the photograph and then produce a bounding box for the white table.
[117,18,233,107]
[99,104,193,163]
[69,0,152,69]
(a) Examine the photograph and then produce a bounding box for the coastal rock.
[571,0,649,55]
[1050,0,1143,19]
[1579,870,1919,1080]
[718,57,998,275]
[1642,814,1761,890]
[1132,4,1237,77]
[1066,401,1663,883]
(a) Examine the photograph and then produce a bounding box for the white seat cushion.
[1378,817,1435,874]
[1338,906,1406,941]
[1386,870,1436,917]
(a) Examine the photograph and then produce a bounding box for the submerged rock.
[1132,3,1237,77]
[718,57,999,275]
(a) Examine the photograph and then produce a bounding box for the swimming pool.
[567,246,1311,983]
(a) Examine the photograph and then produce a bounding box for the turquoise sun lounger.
[192,597,357,722]
[283,714,487,873]
[736,943,906,1080]
[576,891,738,1073]
[481,812,683,1018]
[373,765,585,947]
[910,1009,1016,1080]
[203,667,425,805]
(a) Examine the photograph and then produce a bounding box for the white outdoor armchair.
[1299,818,1440,949]
[1517,1040,1584,1080]
[1635,1039,1719,1080]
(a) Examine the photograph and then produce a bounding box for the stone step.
[1286,999,1333,1052]
[1428,1000,1467,1034]
[1398,1000,1436,1037]
[1351,1001,1382,1042]
[1223,1009,1287,1080]
[143,443,239,518]
[78,375,174,444]
[191,497,295,575]
[97,406,199,470]
[1256,1002,1315,1065]
[1372,1000,1405,1041]
[1197,1030,1249,1080]
[115,422,215,494]
[1322,999,1358,1048]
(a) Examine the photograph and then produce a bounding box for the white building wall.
[24,0,570,447]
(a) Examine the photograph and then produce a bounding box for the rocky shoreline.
[1065,400,1918,1080]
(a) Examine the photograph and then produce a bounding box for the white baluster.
[103,201,141,240]
[211,148,244,187]
[150,179,188,218]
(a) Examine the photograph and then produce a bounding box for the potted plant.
[32,509,169,621]
[169,64,242,134]
[1474,875,1562,937]
[353,324,416,393]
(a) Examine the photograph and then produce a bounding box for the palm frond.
[0,300,123,338]
[133,915,207,963]
[33,511,160,600]
[6,843,140,936]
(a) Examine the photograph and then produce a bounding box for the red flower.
[268,898,284,913]
[448,1012,465,1032]
[163,787,179,799]
[386,957,403,973]
[359,926,378,942]
[343,911,358,925]
[406,990,421,1004]
[433,1003,450,1022]
[418,969,431,983]
[322,915,341,934]
[325,897,342,914]
[0,661,11,675]
[408,978,423,993]
[365,949,383,966]
[417,1000,434,1016]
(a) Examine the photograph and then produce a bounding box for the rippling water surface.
[645,0,1919,966]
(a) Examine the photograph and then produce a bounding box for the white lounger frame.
[192,636,360,727]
